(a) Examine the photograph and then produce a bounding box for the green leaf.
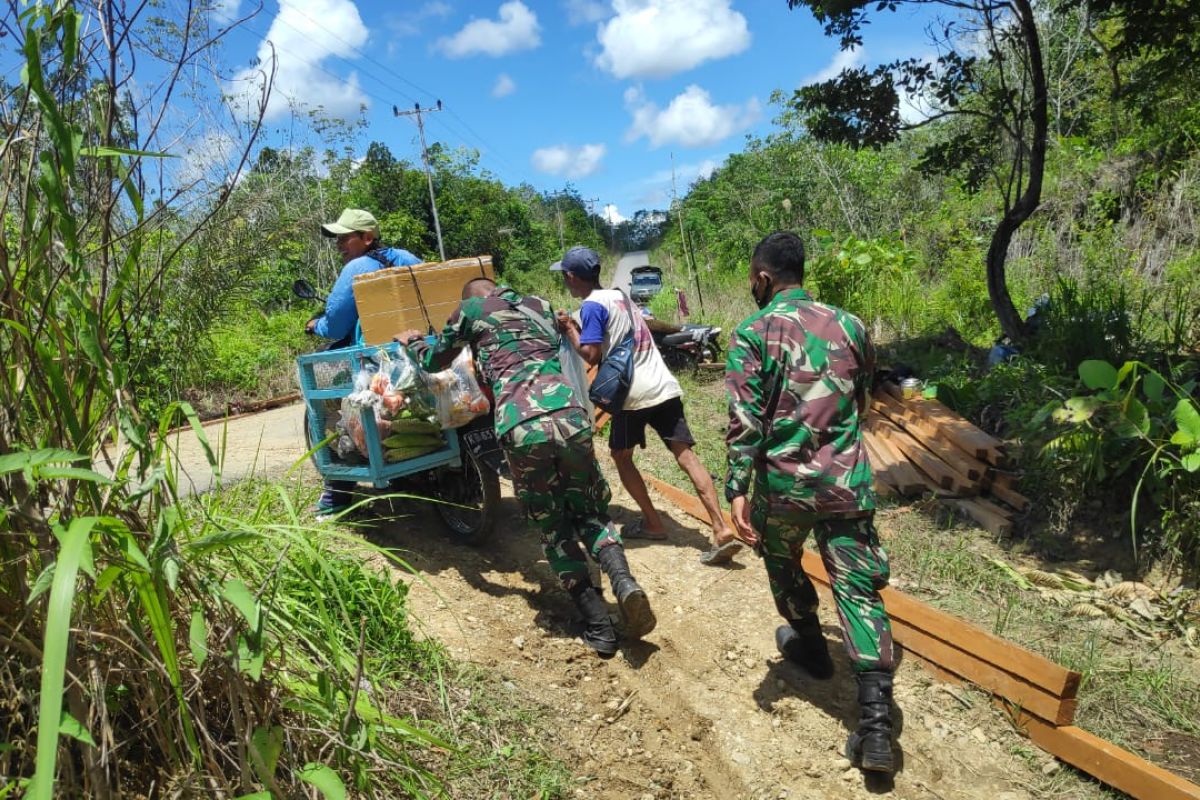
[1142,371,1165,403]
[78,145,173,159]
[297,763,347,800]
[1079,359,1118,390]
[1182,453,1200,472]
[1114,398,1150,438]
[58,711,95,747]
[1175,399,1200,443]
[221,579,260,632]
[28,563,56,602]
[233,793,273,800]
[189,609,208,669]
[237,635,266,681]
[33,466,115,485]
[28,518,96,800]
[0,448,86,476]
[162,555,180,592]
[1052,396,1105,424]
[185,529,260,556]
[250,725,283,784]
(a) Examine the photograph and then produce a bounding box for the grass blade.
[28,517,96,800]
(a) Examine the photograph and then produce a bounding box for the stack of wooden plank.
[864,381,1030,535]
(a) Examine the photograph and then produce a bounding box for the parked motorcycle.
[645,316,723,371]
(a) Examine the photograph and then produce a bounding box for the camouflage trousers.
[752,499,894,672]
[504,408,621,590]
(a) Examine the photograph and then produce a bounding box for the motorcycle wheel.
[432,447,500,546]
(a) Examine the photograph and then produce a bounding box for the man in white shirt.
[554,247,739,565]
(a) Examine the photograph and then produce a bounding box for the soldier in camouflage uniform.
[398,277,656,655]
[725,232,896,774]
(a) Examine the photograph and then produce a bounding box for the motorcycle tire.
[432,447,501,546]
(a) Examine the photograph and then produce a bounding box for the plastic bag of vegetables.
[424,348,491,429]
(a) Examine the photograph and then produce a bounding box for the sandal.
[699,540,743,566]
[621,519,669,540]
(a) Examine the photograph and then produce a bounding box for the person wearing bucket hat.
[553,246,739,566]
[309,208,422,515]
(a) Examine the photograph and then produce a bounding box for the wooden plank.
[872,395,988,483]
[972,495,1015,522]
[1006,713,1200,800]
[987,480,1031,513]
[863,432,923,496]
[796,549,1080,702]
[864,422,930,496]
[636,463,1200,798]
[944,498,1013,537]
[862,437,897,497]
[872,417,977,495]
[906,396,1009,465]
[638,468,1081,701]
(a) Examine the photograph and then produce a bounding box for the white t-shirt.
[578,288,681,412]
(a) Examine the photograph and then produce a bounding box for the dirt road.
[176,408,1058,800]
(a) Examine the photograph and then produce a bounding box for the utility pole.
[671,152,704,312]
[584,197,600,239]
[394,101,446,261]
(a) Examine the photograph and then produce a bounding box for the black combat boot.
[774,615,834,679]
[846,670,895,773]
[596,544,657,639]
[569,584,618,656]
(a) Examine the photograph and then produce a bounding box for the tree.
[786,0,1048,341]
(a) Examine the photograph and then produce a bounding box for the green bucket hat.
[320,208,380,238]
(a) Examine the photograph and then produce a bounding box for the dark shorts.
[610,396,695,451]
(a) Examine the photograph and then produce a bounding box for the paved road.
[170,403,308,495]
[609,249,650,293]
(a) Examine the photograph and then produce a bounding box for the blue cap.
[550,246,601,277]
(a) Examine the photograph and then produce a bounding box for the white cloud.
[227,0,370,121]
[802,48,863,86]
[603,203,627,225]
[636,157,721,204]
[212,0,241,25]
[595,0,750,80]
[388,1,453,37]
[531,143,607,178]
[437,1,541,58]
[177,129,239,187]
[564,0,608,26]
[492,73,517,98]
[625,85,759,148]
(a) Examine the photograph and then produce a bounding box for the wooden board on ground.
[944,498,1013,537]
[640,472,1080,704]
[871,393,990,482]
[633,461,1200,799]
[1005,710,1200,800]
[354,256,494,345]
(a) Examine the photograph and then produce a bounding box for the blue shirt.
[578,300,611,345]
[313,247,421,342]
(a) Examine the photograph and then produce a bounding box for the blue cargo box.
[296,343,460,487]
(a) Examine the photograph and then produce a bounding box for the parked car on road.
[629,265,664,305]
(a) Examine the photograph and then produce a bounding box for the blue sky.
[22,0,941,221]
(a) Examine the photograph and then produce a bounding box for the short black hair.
[751,231,805,284]
[462,276,496,299]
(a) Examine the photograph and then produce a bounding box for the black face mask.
[752,275,773,309]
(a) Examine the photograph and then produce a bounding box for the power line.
[262,11,524,181]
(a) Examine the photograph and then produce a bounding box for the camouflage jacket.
[411,285,582,437]
[725,287,876,516]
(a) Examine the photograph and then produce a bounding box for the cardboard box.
[353,255,494,345]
